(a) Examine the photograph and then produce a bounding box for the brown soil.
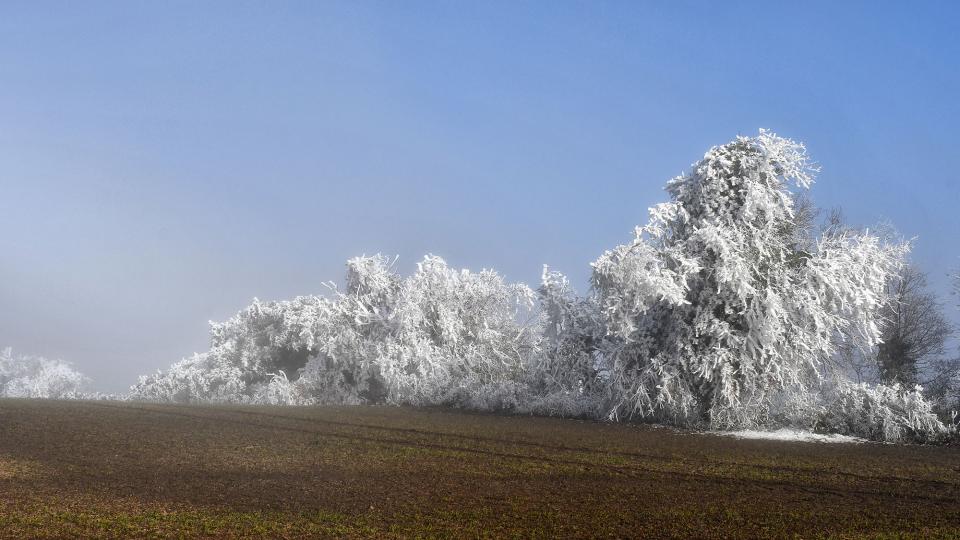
[0,399,958,538]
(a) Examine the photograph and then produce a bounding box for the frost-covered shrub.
[0,347,88,399]
[130,254,542,409]
[131,352,246,403]
[130,298,354,405]
[813,381,948,443]
[250,372,301,406]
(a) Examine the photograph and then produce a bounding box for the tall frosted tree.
[592,131,909,428]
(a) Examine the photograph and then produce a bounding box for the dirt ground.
[0,399,958,538]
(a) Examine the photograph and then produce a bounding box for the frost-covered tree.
[0,347,88,399]
[301,255,401,404]
[591,131,917,431]
[531,267,606,411]
[379,255,539,408]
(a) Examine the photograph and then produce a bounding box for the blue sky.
[2,1,958,391]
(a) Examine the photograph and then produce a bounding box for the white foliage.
[814,380,949,443]
[381,255,539,407]
[0,347,88,399]
[130,254,541,410]
[127,131,953,443]
[591,131,918,433]
[131,352,246,403]
[529,266,606,414]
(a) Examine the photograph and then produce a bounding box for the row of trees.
[129,131,958,442]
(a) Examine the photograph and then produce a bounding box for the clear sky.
[2,1,958,392]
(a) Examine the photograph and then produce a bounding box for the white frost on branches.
[0,347,88,399]
[128,131,952,443]
[590,131,941,438]
[131,254,543,410]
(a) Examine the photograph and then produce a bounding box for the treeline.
[128,131,959,442]
[5,131,958,443]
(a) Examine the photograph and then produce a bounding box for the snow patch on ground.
[716,428,867,444]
